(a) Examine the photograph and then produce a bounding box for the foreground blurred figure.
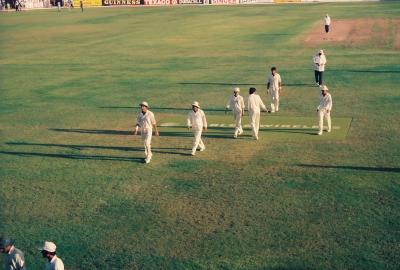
[0,237,26,270]
[39,241,64,270]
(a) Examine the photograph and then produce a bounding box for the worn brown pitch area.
[304,18,400,49]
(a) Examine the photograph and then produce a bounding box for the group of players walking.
[135,63,333,164]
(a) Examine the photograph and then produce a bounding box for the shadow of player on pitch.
[264,128,317,135]
[50,128,237,139]
[99,106,226,112]
[0,150,144,163]
[296,164,400,173]
[6,142,193,157]
[50,128,132,135]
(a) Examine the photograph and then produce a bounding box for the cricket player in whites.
[248,87,268,140]
[267,67,282,113]
[226,87,245,138]
[324,14,331,35]
[187,101,207,156]
[134,101,159,164]
[317,85,332,135]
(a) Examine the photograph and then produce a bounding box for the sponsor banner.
[143,0,177,4]
[80,0,102,6]
[274,0,300,2]
[103,0,140,5]
[239,0,273,3]
[24,0,51,8]
[179,0,203,4]
[210,0,237,4]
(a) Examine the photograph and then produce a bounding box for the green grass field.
[1,2,400,269]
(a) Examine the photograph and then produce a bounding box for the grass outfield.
[0,2,400,269]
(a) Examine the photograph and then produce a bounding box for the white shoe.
[315,83,320,86]
[191,151,196,156]
[145,157,151,164]
[317,131,323,135]
[254,136,258,140]
[327,129,331,133]
[199,147,205,152]
[238,130,243,135]
[233,134,237,138]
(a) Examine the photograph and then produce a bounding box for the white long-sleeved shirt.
[226,95,245,113]
[318,93,332,111]
[4,246,25,270]
[313,54,327,72]
[267,73,282,91]
[136,110,156,133]
[45,255,64,270]
[248,93,267,113]
[187,109,207,130]
[324,16,331,26]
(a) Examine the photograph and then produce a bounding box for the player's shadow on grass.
[333,69,400,74]
[50,128,237,139]
[178,82,311,87]
[297,164,400,173]
[265,128,316,135]
[99,106,226,112]
[50,128,132,135]
[0,150,144,163]
[5,142,192,156]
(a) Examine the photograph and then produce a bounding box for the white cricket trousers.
[269,91,279,112]
[318,110,331,133]
[249,111,260,138]
[233,111,243,136]
[192,128,205,153]
[142,132,152,158]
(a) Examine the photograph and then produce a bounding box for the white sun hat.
[191,101,200,108]
[233,87,240,93]
[139,101,149,108]
[39,241,57,253]
[320,85,329,91]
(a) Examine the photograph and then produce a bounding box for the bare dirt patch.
[396,24,400,49]
[304,19,400,49]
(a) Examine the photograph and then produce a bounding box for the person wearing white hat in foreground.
[226,87,245,138]
[313,49,327,86]
[134,101,159,164]
[267,66,282,113]
[317,85,332,135]
[187,101,207,156]
[0,237,26,270]
[248,87,268,140]
[39,241,64,270]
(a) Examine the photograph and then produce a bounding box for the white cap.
[191,101,200,108]
[320,85,329,91]
[140,101,149,108]
[39,241,57,253]
[233,87,240,93]
[319,49,324,54]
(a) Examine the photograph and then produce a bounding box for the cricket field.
[0,2,399,269]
